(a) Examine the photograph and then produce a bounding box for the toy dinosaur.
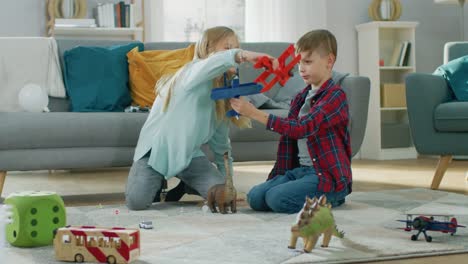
[288,195,344,253]
[207,152,237,214]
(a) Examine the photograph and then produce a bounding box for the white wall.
[325,0,370,74]
[0,0,46,37]
[398,0,465,73]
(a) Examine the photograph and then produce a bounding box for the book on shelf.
[95,1,137,29]
[401,42,411,67]
[388,41,411,67]
[398,41,411,67]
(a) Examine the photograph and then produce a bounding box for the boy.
[230,29,351,213]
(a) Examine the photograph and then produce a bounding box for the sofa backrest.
[443,42,468,63]
[341,76,370,157]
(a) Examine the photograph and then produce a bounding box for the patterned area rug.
[2,188,468,264]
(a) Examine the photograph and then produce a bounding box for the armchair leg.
[0,171,6,198]
[431,155,452,190]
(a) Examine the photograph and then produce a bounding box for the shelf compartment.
[381,122,413,149]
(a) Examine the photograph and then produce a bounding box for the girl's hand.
[230,98,257,118]
[242,51,279,71]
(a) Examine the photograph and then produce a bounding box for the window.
[75,236,84,246]
[97,237,109,247]
[109,237,121,249]
[62,234,71,244]
[159,0,245,41]
[87,236,98,247]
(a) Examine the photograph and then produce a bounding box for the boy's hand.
[230,98,270,125]
[230,98,257,117]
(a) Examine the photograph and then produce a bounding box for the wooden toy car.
[54,226,140,264]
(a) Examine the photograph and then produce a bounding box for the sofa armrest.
[341,76,370,158]
[405,73,453,154]
[444,41,468,63]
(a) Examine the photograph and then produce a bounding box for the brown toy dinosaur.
[207,152,237,214]
[288,195,344,253]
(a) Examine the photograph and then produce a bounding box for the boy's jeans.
[247,166,348,214]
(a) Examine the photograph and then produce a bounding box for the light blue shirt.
[133,49,241,179]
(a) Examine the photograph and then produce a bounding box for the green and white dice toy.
[4,191,66,247]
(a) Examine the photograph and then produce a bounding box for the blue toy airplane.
[210,69,263,118]
[397,214,465,242]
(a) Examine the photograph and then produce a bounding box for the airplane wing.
[397,220,413,223]
[439,222,467,228]
[405,213,454,217]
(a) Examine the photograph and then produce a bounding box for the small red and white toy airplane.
[397,214,465,242]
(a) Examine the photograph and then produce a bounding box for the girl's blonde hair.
[155,26,251,129]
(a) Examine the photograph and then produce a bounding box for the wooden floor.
[351,158,468,195]
[2,157,468,263]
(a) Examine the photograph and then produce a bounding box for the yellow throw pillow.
[127,44,195,107]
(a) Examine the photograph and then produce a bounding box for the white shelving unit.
[356,21,419,160]
[46,0,145,41]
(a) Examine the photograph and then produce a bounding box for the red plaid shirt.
[266,78,352,194]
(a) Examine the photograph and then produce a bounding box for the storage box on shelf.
[381,83,406,108]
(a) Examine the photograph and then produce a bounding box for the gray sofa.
[406,42,468,190]
[0,40,370,197]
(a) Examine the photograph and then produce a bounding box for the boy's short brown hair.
[296,29,337,59]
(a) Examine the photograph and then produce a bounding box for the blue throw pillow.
[434,55,468,101]
[63,42,144,112]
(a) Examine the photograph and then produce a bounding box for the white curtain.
[147,0,245,42]
[245,0,327,42]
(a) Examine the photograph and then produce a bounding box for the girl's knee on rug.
[125,193,153,211]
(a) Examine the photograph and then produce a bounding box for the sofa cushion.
[127,44,195,107]
[0,112,148,150]
[63,42,144,112]
[434,102,468,132]
[0,109,288,151]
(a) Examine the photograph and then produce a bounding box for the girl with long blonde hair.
[126,26,277,210]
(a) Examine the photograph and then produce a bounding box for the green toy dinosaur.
[288,195,344,253]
